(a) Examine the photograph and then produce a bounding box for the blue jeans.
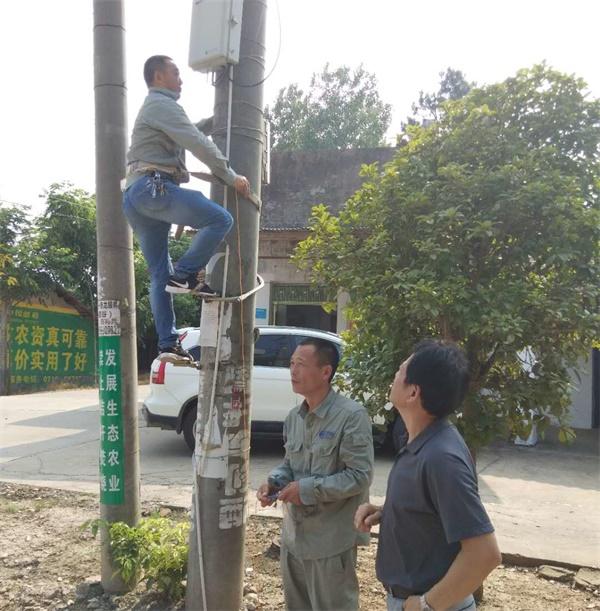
[386,592,475,611]
[122,175,233,349]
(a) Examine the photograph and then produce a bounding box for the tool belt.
[126,161,189,184]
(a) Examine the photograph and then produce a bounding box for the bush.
[86,515,190,600]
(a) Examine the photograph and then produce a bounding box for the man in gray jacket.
[257,337,374,610]
[123,55,250,362]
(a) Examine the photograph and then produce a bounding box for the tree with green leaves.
[267,64,392,151]
[1,188,99,393]
[294,64,600,450]
[0,203,53,301]
[0,203,51,393]
[32,183,98,311]
[1,205,27,297]
[1,183,200,378]
[407,67,473,126]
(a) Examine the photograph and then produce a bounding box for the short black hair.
[297,337,340,383]
[405,339,469,419]
[143,55,172,87]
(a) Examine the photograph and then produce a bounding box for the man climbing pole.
[122,55,250,363]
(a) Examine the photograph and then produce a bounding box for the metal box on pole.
[189,0,244,72]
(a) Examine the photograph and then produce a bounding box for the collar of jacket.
[148,86,180,101]
[299,388,337,420]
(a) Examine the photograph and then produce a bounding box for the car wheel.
[182,404,198,451]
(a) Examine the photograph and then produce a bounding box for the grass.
[0,498,20,514]
[32,498,62,512]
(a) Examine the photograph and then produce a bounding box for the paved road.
[0,385,395,499]
[1,386,599,568]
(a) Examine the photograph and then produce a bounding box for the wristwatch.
[419,594,434,611]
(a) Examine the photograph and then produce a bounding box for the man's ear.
[409,383,420,401]
[323,364,333,382]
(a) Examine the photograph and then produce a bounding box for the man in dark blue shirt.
[355,340,501,611]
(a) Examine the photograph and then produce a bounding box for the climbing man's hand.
[233,176,250,198]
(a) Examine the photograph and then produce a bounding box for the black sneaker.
[157,343,193,364]
[165,274,200,294]
[193,283,220,298]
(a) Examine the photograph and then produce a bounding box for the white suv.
[143,326,344,450]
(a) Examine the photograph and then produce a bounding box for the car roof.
[257,325,341,339]
[179,325,342,343]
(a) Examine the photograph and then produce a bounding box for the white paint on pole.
[195,406,228,479]
[207,409,223,447]
[195,452,228,479]
[199,301,219,347]
[218,496,247,530]
[220,305,233,360]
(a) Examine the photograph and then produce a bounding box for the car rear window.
[290,335,343,359]
[254,334,292,368]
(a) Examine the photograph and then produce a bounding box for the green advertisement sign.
[9,304,95,390]
[98,334,125,505]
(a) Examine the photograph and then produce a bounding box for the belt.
[384,584,415,599]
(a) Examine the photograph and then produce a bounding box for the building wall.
[257,230,304,325]
[256,232,347,331]
[256,257,311,325]
[569,353,594,429]
[257,148,396,330]
[261,148,396,229]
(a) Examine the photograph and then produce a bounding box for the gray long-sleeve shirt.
[270,389,374,560]
[125,87,238,189]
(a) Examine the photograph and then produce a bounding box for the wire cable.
[226,0,280,88]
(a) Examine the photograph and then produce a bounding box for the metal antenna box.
[188,0,243,73]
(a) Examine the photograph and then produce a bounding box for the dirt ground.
[0,482,598,611]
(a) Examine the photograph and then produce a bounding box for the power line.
[216,0,281,89]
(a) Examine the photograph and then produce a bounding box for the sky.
[0,0,598,217]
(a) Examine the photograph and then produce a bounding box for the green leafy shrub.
[85,516,190,600]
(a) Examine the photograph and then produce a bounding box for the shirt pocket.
[311,441,339,475]
[284,439,305,474]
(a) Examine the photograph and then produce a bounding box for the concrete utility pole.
[93,0,140,592]
[186,0,267,609]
